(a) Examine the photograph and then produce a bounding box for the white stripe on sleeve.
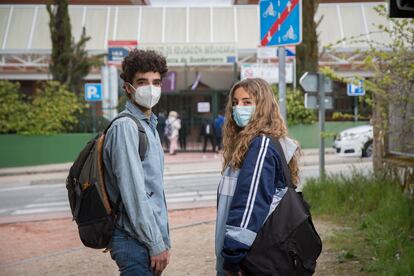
[243,138,270,228]
[240,136,268,228]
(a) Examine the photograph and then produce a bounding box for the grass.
[303,171,414,275]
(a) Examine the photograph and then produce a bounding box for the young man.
[103,49,170,276]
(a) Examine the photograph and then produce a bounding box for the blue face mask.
[232,106,256,128]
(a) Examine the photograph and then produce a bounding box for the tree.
[46,0,71,87]
[365,5,414,178]
[296,0,319,81]
[321,5,414,189]
[47,0,102,94]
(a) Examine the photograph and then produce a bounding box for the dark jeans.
[203,135,216,152]
[110,228,153,276]
[179,134,187,150]
[215,135,223,151]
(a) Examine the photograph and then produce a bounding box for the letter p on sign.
[84,83,103,101]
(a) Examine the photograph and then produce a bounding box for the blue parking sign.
[260,0,302,47]
[84,83,103,101]
[347,80,365,96]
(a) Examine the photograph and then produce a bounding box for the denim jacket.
[103,100,170,256]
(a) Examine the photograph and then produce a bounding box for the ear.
[125,83,134,94]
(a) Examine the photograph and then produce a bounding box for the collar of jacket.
[125,100,158,126]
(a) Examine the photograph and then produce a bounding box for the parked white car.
[333,125,373,157]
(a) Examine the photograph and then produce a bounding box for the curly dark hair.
[120,49,168,84]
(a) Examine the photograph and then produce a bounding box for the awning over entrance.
[0,2,396,79]
[0,2,391,52]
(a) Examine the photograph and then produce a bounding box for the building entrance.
[153,90,228,151]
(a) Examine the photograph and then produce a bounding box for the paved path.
[0,150,372,275]
[0,207,354,276]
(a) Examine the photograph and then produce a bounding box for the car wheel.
[362,141,373,158]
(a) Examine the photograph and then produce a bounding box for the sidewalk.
[0,207,343,276]
[0,150,367,275]
[0,207,217,276]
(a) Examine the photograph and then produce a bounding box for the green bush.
[272,86,317,126]
[303,172,414,274]
[0,80,83,135]
[25,81,83,134]
[0,81,29,133]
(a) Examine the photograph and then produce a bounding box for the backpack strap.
[104,113,148,162]
[271,137,294,189]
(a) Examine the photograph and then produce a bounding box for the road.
[0,161,372,219]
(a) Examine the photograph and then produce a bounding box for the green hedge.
[0,133,93,168]
[0,121,368,168]
[288,121,367,149]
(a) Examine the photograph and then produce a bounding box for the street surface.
[0,152,373,276]
[0,159,372,219]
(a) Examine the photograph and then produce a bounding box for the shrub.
[24,81,83,134]
[0,81,29,134]
[272,85,317,125]
[0,80,83,135]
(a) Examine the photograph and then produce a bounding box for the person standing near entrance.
[200,115,216,152]
[166,110,181,155]
[157,111,168,150]
[179,112,188,151]
[103,49,170,276]
[214,111,225,152]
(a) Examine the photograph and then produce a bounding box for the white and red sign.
[107,40,138,66]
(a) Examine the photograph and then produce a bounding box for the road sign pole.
[91,102,97,134]
[318,73,326,180]
[354,96,358,122]
[278,46,287,122]
[293,57,297,89]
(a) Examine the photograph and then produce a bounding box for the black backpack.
[242,138,322,276]
[66,113,148,249]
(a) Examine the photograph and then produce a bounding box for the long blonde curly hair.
[222,78,300,185]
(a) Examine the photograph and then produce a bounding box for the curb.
[0,205,216,225]
[25,158,371,186]
[0,149,336,178]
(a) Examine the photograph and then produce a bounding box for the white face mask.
[129,83,161,109]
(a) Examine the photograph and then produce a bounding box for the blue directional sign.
[347,80,365,96]
[260,0,302,47]
[84,83,103,101]
[108,47,130,64]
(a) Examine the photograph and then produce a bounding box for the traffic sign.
[108,40,138,66]
[305,94,333,109]
[300,72,318,92]
[85,83,103,101]
[241,62,294,83]
[299,72,333,93]
[347,79,365,96]
[259,0,302,47]
[257,46,296,59]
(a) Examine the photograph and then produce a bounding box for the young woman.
[215,78,300,276]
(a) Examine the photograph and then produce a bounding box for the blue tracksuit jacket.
[215,135,297,274]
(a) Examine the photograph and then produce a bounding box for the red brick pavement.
[0,207,216,266]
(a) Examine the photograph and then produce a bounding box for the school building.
[0,0,391,148]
